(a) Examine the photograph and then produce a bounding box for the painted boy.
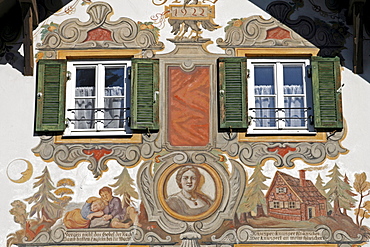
[99,186,141,228]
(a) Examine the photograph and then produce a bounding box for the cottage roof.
[275,171,326,203]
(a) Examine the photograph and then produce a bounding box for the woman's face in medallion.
[181,170,197,193]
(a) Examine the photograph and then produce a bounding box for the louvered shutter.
[131,59,159,130]
[311,56,343,129]
[218,57,248,129]
[284,201,289,208]
[269,201,274,208]
[296,201,301,209]
[35,59,67,132]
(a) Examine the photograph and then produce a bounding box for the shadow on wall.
[0,0,72,75]
[250,0,370,82]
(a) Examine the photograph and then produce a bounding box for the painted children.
[63,197,106,229]
[99,186,141,228]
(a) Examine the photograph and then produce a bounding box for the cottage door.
[307,207,315,219]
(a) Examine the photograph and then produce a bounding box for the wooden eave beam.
[19,0,38,76]
[348,0,365,74]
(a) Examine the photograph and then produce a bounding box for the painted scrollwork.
[217,128,347,168]
[217,15,315,49]
[32,133,161,178]
[37,2,164,51]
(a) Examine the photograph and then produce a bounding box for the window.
[289,201,296,209]
[276,187,287,193]
[35,59,159,134]
[64,61,131,136]
[218,56,343,133]
[247,58,314,134]
[273,201,280,208]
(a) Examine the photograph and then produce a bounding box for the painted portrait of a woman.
[165,165,213,216]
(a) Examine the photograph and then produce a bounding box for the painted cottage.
[266,170,327,221]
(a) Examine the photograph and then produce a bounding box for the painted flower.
[225,18,246,31]
[233,19,243,27]
[40,22,59,41]
[81,0,92,6]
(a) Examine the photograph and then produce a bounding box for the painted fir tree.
[110,167,139,207]
[343,174,357,215]
[237,169,249,222]
[324,164,356,216]
[315,174,332,211]
[243,164,269,217]
[24,167,62,221]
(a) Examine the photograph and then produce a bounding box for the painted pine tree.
[110,167,139,207]
[243,164,269,217]
[24,167,62,221]
[315,174,332,212]
[324,164,356,216]
[237,169,249,222]
[343,174,357,216]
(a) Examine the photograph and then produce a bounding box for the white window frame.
[247,58,314,134]
[64,60,131,136]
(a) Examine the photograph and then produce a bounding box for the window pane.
[255,96,276,127]
[104,67,126,129]
[75,68,96,129]
[105,67,125,96]
[76,68,96,96]
[284,96,305,127]
[283,66,303,94]
[104,98,125,128]
[74,99,96,129]
[255,66,274,95]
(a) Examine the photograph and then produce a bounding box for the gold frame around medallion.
[157,163,223,221]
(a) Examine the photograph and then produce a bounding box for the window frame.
[64,60,132,137]
[247,57,315,134]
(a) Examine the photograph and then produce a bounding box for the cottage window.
[35,59,159,135]
[273,201,280,208]
[218,57,342,132]
[289,201,296,209]
[276,187,287,193]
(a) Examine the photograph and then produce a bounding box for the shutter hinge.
[247,69,250,78]
[66,71,72,80]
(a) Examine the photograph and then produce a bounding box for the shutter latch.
[153,91,159,103]
[337,83,345,93]
[37,92,42,99]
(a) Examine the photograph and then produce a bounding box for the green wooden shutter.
[311,56,343,129]
[131,59,159,130]
[35,59,67,132]
[218,57,248,129]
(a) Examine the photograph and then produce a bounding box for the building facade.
[1,0,370,247]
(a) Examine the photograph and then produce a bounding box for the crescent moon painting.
[7,159,33,183]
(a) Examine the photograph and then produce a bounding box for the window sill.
[55,133,142,144]
[238,131,327,143]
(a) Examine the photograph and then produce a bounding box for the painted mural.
[3,0,370,247]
